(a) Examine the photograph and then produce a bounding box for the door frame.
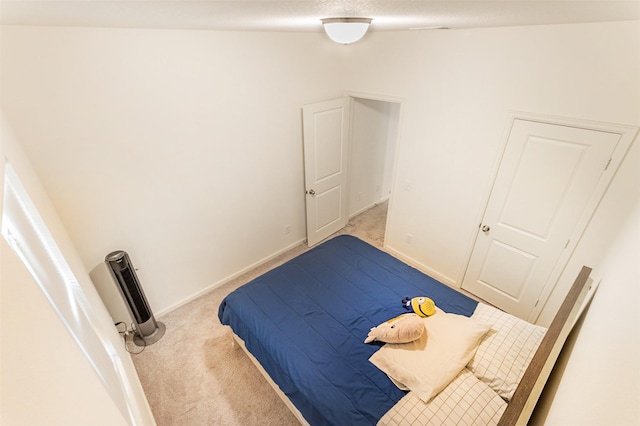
[458,111,638,322]
[343,90,406,250]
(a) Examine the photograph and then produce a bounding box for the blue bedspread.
[218,235,478,425]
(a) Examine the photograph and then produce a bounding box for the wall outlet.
[405,233,414,244]
[284,225,291,235]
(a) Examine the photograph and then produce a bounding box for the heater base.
[133,322,166,347]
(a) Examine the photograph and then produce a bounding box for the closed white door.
[302,98,351,247]
[462,119,620,320]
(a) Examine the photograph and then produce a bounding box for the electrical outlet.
[284,225,291,235]
[405,233,414,244]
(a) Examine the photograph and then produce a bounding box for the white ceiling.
[1,1,639,33]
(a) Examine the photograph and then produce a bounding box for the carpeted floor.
[131,202,388,425]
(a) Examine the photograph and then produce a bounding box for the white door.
[461,119,620,320]
[302,98,351,247]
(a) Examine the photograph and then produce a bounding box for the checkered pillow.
[378,368,507,426]
[467,303,547,401]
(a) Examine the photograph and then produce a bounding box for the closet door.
[461,118,623,321]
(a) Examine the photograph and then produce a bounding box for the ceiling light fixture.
[321,18,372,44]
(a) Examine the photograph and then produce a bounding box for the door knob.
[306,189,316,196]
[481,225,490,233]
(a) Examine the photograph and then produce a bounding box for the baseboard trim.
[156,238,306,317]
[384,244,458,288]
[349,196,390,219]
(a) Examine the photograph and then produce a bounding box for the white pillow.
[467,303,547,401]
[369,308,491,403]
[378,368,507,426]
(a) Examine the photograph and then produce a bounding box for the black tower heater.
[105,251,165,346]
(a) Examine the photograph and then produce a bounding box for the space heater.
[105,250,165,346]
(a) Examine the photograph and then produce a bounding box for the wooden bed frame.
[230,265,593,426]
[498,265,593,425]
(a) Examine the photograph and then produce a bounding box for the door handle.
[306,189,316,196]
[481,225,490,233]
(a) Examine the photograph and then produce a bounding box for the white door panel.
[479,240,537,300]
[315,185,343,230]
[314,109,345,180]
[302,98,350,247]
[499,136,588,238]
[462,119,620,320]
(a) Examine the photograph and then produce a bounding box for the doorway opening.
[347,97,401,247]
[302,95,402,247]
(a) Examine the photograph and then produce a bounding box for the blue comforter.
[218,235,477,425]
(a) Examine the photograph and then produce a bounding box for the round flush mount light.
[321,18,372,44]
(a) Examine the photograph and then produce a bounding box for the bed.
[218,235,593,425]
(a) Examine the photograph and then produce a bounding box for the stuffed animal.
[402,296,436,317]
[364,313,425,344]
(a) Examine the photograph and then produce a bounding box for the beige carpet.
[131,202,388,425]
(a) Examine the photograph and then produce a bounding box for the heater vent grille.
[119,265,152,324]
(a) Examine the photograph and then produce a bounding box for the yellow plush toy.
[364,313,425,344]
[402,296,436,317]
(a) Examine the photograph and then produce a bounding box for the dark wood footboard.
[498,265,593,426]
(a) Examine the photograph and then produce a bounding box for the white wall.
[534,197,640,425]
[0,115,155,425]
[343,21,640,320]
[0,26,344,316]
